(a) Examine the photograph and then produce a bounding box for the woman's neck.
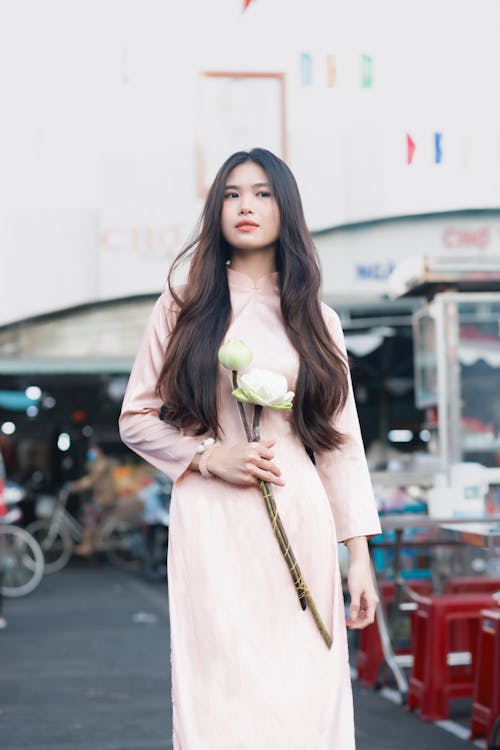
[228,249,277,282]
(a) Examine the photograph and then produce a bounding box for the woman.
[120,148,381,749]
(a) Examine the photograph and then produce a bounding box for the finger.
[347,595,378,628]
[248,445,279,470]
[363,597,378,625]
[255,457,282,477]
[346,605,368,628]
[255,446,276,461]
[349,592,361,622]
[350,610,373,630]
[252,455,283,479]
[252,467,285,487]
[251,439,276,448]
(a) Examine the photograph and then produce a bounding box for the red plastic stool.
[470,608,500,745]
[444,579,500,651]
[445,577,500,595]
[408,593,498,721]
[357,579,433,688]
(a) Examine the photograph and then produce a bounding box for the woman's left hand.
[345,545,379,629]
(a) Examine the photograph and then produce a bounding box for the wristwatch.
[196,437,216,454]
[197,438,216,478]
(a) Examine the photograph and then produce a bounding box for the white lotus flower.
[232,368,294,411]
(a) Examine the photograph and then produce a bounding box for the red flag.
[243,0,254,9]
[406,134,416,165]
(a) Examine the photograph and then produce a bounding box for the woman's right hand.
[205,439,285,487]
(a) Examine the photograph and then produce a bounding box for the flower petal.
[231,387,253,404]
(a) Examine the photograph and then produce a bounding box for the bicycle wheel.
[101,516,143,572]
[0,525,45,597]
[26,519,73,574]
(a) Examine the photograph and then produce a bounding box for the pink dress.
[119,267,381,750]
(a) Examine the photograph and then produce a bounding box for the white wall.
[1,0,499,324]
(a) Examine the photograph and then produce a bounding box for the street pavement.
[1,560,474,750]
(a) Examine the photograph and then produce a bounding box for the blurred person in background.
[68,443,116,556]
[139,470,172,581]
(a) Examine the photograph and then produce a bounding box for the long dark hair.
[156,148,348,451]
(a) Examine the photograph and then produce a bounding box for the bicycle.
[0,496,45,598]
[27,486,145,573]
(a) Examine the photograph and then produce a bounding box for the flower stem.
[252,406,307,610]
[251,405,333,649]
[232,371,252,442]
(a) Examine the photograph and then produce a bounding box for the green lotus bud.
[218,339,253,372]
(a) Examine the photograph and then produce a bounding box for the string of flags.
[361,54,373,88]
[229,33,493,169]
[299,52,374,89]
[297,55,456,167]
[326,54,337,88]
[300,53,313,86]
[406,135,416,165]
[407,133,445,165]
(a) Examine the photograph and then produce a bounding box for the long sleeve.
[119,289,205,483]
[314,304,382,542]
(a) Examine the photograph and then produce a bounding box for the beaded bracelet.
[199,444,216,479]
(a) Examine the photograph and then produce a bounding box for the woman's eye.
[257,191,271,198]
[224,192,238,199]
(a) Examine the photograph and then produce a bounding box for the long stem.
[230,374,332,648]
[232,371,252,442]
[252,406,307,611]
[251,405,332,649]
[259,477,306,611]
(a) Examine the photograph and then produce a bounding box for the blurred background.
[1,0,499,491]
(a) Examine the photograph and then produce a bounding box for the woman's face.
[221,161,280,256]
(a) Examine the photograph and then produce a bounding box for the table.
[440,521,500,551]
[368,514,500,702]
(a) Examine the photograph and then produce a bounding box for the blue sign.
[355,261,395,280]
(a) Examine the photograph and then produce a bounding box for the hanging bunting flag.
[406,134,416,165]
[434,132,443,164]
[243,0,254,9]
[361,54,373,88]
[326,54,337,88]
[300,53,313,87]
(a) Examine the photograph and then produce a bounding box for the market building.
[1,0,499,485]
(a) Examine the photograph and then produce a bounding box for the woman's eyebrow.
[224,182,271,190]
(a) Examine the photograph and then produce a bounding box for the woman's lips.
[236,223,259,232]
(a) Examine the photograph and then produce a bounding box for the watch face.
[197,438,215,454]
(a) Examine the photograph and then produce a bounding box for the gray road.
[0,561,471,749]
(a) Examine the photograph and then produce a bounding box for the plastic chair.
[470,608,500,745]
[444,578,500,651]
[445,577,500,595]
[408,593,499,721]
